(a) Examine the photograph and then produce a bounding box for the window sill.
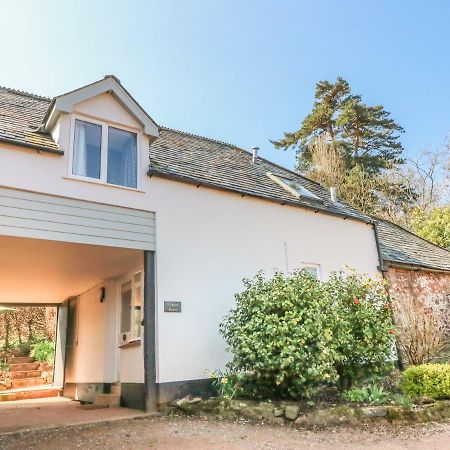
[119,339,141,349]
[63,176,145,193]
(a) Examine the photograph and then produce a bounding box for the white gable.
[43,76,159,140]
[73,93,141,129]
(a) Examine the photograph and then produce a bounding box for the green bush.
[342,384,390,405]
[220,269,395,400]
[402,364,450,400]
[30,339,55,365]
[220,271,336,399]
[325,270,395,389]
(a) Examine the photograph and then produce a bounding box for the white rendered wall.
[65,280,119,384]
[0,92,381,385]
[150,179,380,383]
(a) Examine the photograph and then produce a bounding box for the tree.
[411,206,450,249]
[337,96,405,173]
[272,77,404,174]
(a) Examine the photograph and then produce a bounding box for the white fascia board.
[45,77,159,138]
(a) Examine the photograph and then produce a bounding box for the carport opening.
[0,305,57,399]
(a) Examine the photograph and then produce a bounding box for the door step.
[94,393,120,408]
[0,386,61,402]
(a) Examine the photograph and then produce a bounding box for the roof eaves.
[147,166,374,225]
[384,259,450,274]
[0,137,63,156]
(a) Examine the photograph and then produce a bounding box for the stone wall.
[385,267,450,338]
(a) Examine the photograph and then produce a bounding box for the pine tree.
[272,78,404,174]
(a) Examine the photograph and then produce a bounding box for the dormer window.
[71,118,138,189]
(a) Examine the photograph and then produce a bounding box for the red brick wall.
[385,267,450,337]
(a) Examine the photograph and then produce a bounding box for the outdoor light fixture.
[99,287,106,303]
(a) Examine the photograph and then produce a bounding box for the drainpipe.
[372,222,404,371]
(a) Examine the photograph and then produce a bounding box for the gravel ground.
[0,415,449,450]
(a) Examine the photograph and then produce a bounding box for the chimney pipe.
[330,186,337,204]
[252,146,259,164]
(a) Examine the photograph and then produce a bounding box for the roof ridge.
[379,218,450,253]
[0,85,52,102]
[160,126,235,147]
[161,126,326,190]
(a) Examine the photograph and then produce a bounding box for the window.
[73,120,102,179]
[120,272,143,343]
[71,118,138,188]
[267,172,321,201]
[301,264,321,280]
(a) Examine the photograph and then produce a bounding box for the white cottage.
[0,76,381,410]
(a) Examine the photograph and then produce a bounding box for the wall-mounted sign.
[164,301,182,313]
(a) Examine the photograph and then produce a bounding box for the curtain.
[107,128,137,188]
[72,120,87,176]
[122,133,137,188]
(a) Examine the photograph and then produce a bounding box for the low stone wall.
[162,396,450,427]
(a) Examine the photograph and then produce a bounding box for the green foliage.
[411,206,450,249]
[342,384,390,405]
[272,77,404,174]
[220,269,395,399]
[207,369,238,400]
[220,271,336,399]
[325,270,395,389]
[392,393,414,409]
[30,339,55,364]
[0,358,8,372]
[402,364,450,400]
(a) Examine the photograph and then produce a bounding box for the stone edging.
[161,396,450,427]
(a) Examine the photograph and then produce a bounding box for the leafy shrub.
[220,271,336,399]
[402,364,450,400]
[220,269,395,400]
[342,387,366,403]
[392,393,413,409]
[0,358,8,372]
[206,369,238,400]
[325,270,395,389]
[31,339,55,365]
[342,384,390,405]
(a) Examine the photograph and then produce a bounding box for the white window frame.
[300,263,322,281]
[68,114,142,190]
[118,270,144,345]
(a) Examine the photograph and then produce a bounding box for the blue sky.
[1,0,449,169]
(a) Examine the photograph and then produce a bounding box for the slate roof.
[0,84,373,223]
[0,87,60,153]
[148,128,373,222]
[377,220,450,272]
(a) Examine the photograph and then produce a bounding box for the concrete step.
[0,387,60,402]
[7,356,35,364]
[11,377,45,389]
[9,370,42,380]
[110,384,121,395]
[94,393,120,408]
[9,362,40,372]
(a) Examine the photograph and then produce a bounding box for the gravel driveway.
[1,415,449,449]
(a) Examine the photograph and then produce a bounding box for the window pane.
[73,120,101,179]
[120,281,132,334]
[302,266,319,279]
[107,127,137,188]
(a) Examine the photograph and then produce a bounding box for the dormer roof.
[41,75,159,139]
